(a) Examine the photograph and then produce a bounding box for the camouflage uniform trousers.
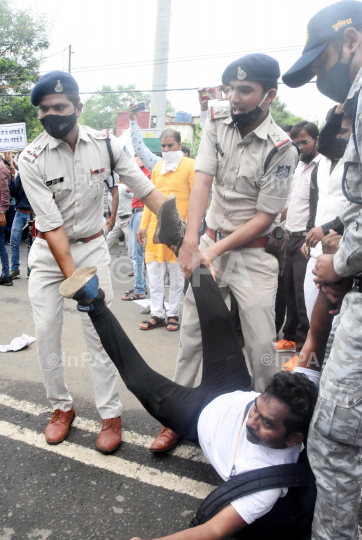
[308,290,362,540]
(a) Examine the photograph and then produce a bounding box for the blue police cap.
[283,0,362,88]
[31,71,80,106]
[222,53,280,86]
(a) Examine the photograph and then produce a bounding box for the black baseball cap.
[283,0,362,88]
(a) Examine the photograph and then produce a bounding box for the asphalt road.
[1,242,361,540]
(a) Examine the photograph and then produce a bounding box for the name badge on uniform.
[44,177,64,187]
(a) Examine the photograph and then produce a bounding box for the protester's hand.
[197,88,209,111]
[106,216,116,231]
[0,213,6,227]
[313,254,341,284]
[301,243,310,259]
[137,228,146,246]
[9,166,16,179]
[305,226,324,248]
[127,103,139,121]
[321,277,353,315]
[219,84,230,98]
[335,103,344,115]
[322,230,341,255]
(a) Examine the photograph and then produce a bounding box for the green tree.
[183,123,202,159]
[270,96,304,128]
[81,84,175,132]
[0,0,50,139]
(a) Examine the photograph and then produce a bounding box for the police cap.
[222,53,280,86]
[31,71,79,106]
[283,0,362,88]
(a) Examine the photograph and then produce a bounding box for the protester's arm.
[131,504,246,540]
[0,161,10,216]
[128,104,162,172]
[318,104,347,160]
[106,186,119,230]
[321,216,344,236]
[198,88,209,130]
[137,172,155,245]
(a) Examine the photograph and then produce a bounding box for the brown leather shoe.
[96,417,122,454]
[149,427,180,453]
[45,406,75,445]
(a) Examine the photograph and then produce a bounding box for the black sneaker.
[10,268,20,279]
[153,194,186,256]
[0,276,13,286]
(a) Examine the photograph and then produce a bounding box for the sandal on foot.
[122,292,146,301]
[140,316,166,330]
[166,316,180,332]
[124,288,148,296]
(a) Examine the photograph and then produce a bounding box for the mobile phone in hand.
[135,101,146,113]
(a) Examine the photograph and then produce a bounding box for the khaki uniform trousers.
[174,233,279,392]
[28,235,122,419]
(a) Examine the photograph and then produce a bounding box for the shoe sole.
[95,441,122,455]
[0,282,13,286]
[59,267,97,298]
[46,413,75,445]
[149,439,180,453]
[153,193,176,245]
[10,275,21,279]
[277,348,296,352]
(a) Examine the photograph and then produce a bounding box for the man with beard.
[282,1,362,538]
[151,53,299,455]
[279,121,321,370]
[17,71,166,454]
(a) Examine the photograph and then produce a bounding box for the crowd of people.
[2,0,362,538]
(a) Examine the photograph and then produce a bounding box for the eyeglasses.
[295,138,313,148]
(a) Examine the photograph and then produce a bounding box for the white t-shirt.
[197,391,301,525]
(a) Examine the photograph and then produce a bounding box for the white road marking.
[0,393,208,464]
[0,420,213,500]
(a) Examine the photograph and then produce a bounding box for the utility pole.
[68,44,72,73]
[149,0,171,131]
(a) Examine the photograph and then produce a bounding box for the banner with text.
[0,123,27,152]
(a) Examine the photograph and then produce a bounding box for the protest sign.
[0,122,27,152]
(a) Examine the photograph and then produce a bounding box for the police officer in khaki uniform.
[150,54,299,452]
[19,71,165,453]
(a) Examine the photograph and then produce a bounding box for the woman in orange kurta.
[138,133,195,332]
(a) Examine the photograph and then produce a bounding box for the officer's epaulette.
[268,128,292,152]
[21,133,48,163]
[209,103,230,121]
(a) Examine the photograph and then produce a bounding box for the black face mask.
[231,93,268,129]
[40,111,78,139]
[316,51,354,103]
[300,140,317,164]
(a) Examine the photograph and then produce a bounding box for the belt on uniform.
[119,213,131,219]
[353,276,362,292]
[206,227,268,248]
[37,229,103,245]
[288,231,307,237]
[17,208,31,214]
[132,207,143,214]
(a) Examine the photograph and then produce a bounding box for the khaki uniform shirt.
[195,105,299,236]
[18,124,155,239]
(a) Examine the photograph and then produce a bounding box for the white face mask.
[160,150,183,175]
[162,150,183,162]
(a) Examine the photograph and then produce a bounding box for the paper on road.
[0,334,36,353]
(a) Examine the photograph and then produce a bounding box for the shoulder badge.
[54,80,64,93]
[237,67,246,81]
[275,165,291,181]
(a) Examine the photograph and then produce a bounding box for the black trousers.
[275,274,287,336]
[282,236,310,353]
[88,266,251,444]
